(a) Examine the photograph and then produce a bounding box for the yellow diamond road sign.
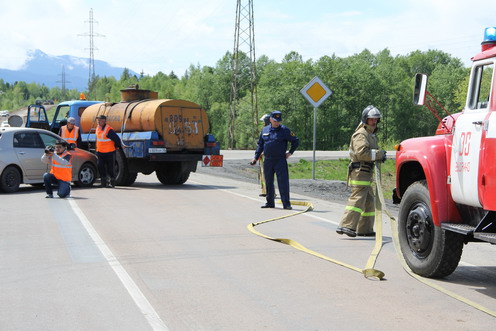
[300,76,332,107]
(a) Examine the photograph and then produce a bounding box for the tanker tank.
[80,87,209,151]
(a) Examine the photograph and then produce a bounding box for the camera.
[45,145,55,153]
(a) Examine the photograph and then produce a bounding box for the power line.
[78,8,105,90]
[229,0,258,149]
[56,65,71,99]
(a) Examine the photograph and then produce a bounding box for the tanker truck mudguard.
[80,86,223,186]
[394,27,496,278]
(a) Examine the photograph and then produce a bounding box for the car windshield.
[39,132,60,147]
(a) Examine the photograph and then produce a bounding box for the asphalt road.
[1,161,495,330]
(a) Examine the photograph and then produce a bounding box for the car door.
[13,131,47,180]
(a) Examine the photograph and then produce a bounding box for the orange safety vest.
[96,125,116,153]
[60,125,79,144]
[50,151,72,182]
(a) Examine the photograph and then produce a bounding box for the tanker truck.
[78,86,222,186]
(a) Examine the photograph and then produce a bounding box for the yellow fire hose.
[247,198,386,280]
[247,164,496,317]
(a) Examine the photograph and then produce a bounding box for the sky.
[0,0,495,77]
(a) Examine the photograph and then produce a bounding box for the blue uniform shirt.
[254,124,299,159]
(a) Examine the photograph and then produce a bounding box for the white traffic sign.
[300,76,332,108]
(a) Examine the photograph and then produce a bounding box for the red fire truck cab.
[394,27,496,278]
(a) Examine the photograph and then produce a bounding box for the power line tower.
[79,8,104,89]
[56,65,71,99]
[229,0,258,149]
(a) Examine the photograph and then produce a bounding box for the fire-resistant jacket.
[349,124,383,163]
[41,151,72,182]
[348,124,384,185]
[96,125,118,153]
[60,125,80,145]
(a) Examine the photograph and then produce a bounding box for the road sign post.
[300,76,332,180]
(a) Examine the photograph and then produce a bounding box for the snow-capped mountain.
[0,49,138,90]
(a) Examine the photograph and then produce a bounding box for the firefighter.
[336,105,386,237]
[258,113,271,197]
[96,115,122,188]
[41,140,72,198]
[251,111,299,210]
[59,117,81,147]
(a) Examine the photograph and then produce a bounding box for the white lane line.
[68,199,169,331]
[189,179,340,225]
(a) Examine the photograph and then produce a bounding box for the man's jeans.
[43,173,71,198]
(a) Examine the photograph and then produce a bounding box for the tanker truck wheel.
[156,162,190,185]
[114,150,137,186]
[398,180,464,278]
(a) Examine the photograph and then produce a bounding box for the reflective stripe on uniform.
[349,180,372,186]
[51,164,72,169]
[345,205,375,217]
[345,205,363,214]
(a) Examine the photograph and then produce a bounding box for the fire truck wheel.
[398,180,464,278]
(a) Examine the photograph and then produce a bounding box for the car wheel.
[75,162,96,187]
[0,166,22,193]
[398,180,464,278]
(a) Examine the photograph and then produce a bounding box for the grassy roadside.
[288,158,396,198]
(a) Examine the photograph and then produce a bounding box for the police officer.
[41,140,72,198]
[59,117,82,147]
[96,115,122,188]
[251,111,299,210]
[336,105,386,237]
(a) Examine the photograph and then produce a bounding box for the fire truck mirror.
[413,73,428,106]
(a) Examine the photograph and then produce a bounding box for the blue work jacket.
[254,124,299,159]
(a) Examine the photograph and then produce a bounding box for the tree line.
[0,48,470,150]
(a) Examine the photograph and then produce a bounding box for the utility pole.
[79,8,104,90]
[229,0,258,149]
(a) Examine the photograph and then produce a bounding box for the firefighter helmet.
[361,105,381,124]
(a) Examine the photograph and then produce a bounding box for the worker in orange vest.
[59,117,82,147]
[41,140,72,198]
[96,114,123,188]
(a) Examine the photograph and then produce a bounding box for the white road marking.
[189,179,340,225]
[68,199,169,331]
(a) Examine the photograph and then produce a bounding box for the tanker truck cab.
[25,94,102,135]
[395,27,496,278]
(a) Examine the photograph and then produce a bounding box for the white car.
[0,127,98,193]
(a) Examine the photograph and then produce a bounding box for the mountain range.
[0,49,138,91]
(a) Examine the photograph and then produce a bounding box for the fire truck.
[394,27,496,278]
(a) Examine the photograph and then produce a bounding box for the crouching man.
[41,140,72,198]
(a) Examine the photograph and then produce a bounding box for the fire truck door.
[450,110,485,207]
[450,61,493,208]
[480,112,496,209]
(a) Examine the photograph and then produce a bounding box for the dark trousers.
[264,157,291,208]
[97,151,116,182]
[43,173,71,198]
